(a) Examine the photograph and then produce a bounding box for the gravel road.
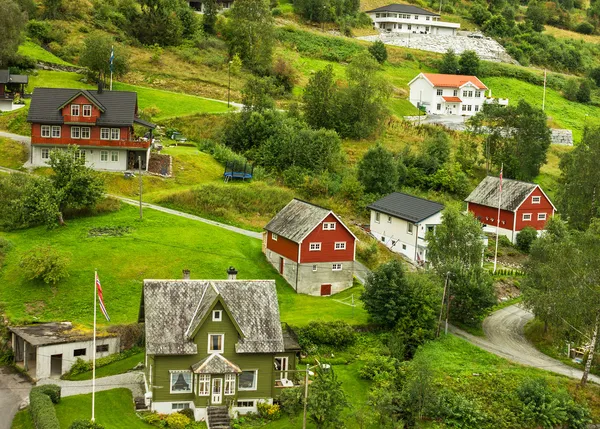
[0,366,32,429]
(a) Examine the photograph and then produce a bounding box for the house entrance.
[212,377,223,405]
[320,284,332,296]
[279,257,284,274]
[50,354,62,377]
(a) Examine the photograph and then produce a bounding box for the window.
[436,89,443,96]
[467,105,472,112]
[538,213,547,220]
[323,222,337,230]
[197,374,210,395]
[41,148,50,160]
[212,310,222,322]
[381,236,385,242]
[81,127,90,139]
[74,150,86,162]
[453,89,458,96]
[375,13,380,17]
[332,263,342,271]
[468,91,473,97]
[437,103,441,111]
[462,90,467,97]
[402,244,407,250]
[224,373,236,395]
[272,233,278,241]
[335,242,346,250]
[462,105,467,111]
[522,213,532,221]
[388,216,392,223]
[532,196,541,204]
[73,348,86,357]
[274,356,289,379]
[375,212,380,223]
[426,16,430,20]
[71,105,80,116]
[414,14,418,19]
[111,151,119,162]
[82,105,92,117]
[52,126,61,138]
[407,223,414,234]
[100,128,110,140]
[425,26,429,31]
[111,128,120,140]
[41,125,51,138]
[427,225,435,234]
[312,265,317,272]
[239,370,257,390]
[172,403,190,410]
[96,344,109,353]
[475,91,481,97]
[71,127,80,139]
[170,371,192,393]
[237,400,255,408]
[208,334,224,353]
[309,242,321,251]
[475,105,479,112]
[100,151,108,162]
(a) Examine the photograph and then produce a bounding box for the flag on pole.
[109,46,114,73]
[95,274,110,321]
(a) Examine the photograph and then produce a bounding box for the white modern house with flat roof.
[408,73,509,116]
[366,4,460,35]
[368,192,444,264]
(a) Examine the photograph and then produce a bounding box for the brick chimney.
[182,269,190,280]
[227,266,238,280]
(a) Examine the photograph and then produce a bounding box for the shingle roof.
[0,70,28,85]
[443,96,462,102]
[368,192,444,223]
[366,3,439,15]
[27,88,147,127]
[465,176,538,212]
[422,73,487,90]
[142,280,285,355]
[264,199,331,243]
[192,353,242,374]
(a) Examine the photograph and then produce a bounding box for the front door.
[212,377,223,405]
[279,257,284,274]
[50,354,62,377]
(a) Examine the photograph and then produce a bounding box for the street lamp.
[228,60,233,109]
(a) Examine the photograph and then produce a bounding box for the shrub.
[36,384,61,404]
[166,412,190,429]
[257,402,281,420]
[295,321,356,351]
[62,347,143,378]
[69,420,106,429]
[19,245,70,285]
[30,386,61,429]
[277,386,303,416]
[177,408,195,420]
[516,227,538,253]
[576,80,592,103]
[359,355,398,380]
[272,57,297,93]
[356,241,378,265]
[106,324,145,350]
[368,41,387,64]
[575,22,594,34]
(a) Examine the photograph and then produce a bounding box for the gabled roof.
[465,176,555,212]
[368,192,444,223]
[443,96,462,103]
[192,353,242,374]
[27,88,151,127]
[366,3,439,15]
[0,70,28,85]
[142,279,285,355]
[264,199,356,243]
[412,73,488,90]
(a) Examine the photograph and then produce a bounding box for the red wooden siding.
[30,124,149,148]
[515,187,554,231]
[266,232,299,262]
[467,202,515,230]
[61,94,102,124]
[300,214,355,264]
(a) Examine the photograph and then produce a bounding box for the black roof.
[0,70,28,85]
[366,3,439,15]
[368,192,444,223]
[27,88,146,127]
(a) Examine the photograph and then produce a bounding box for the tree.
[557,126,600,230]
[202,0,218,35]
[458,50,480,76]
[0,0,26,67]
[589,67,600,87]
[308,366,349,429]
[131,0,192,46]
[227,0,274,74]
[470,100,551,181]
[42,0,62,19]
[563,78,579,101]
[526,1,548,32]
[470,3,492,26]
[79,33,129,82]
[368,40,388,64]
[303,65,336,130]
[439,49,459,74]
[241,76,276,113]
[516,226,538,253]
[19,245,70,285]
[576,80,592,103]
[357,145,398,195]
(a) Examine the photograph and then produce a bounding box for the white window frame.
[323,222,337,230]
[111,128,120,140]
[100,128,110,140]
[437,103,441,111]
[274,356,289,380]
[170,370,193,394]
[41,148,50,160]
[100,150,108,162]
[208,333,224,353]
[407,223,414,234]
[309,242,321,251]
[41,125,51,138]
[197,374,210,396]
[475,91,481,97]
[51,126,61,138]
[74,150,86,162]
[387,216,392,224]
[224,373,236,395]
[475,105,479,112]
[82,105,92,117]
[71,127,80,139]
[532,196,541,204]
[171,403,190,410]
[272,233,278,241]
[334,242,346,250]
[111,151,119,162]
[538,213,547,221]
[436,89,443,96]
[81,127,90,139]
[71,104,80,116]
[453,89,458,96]
[312,265,317,272]
[237,400,255,408]
[332,263,342,271]
[238,370,258,391]
[212,310,222,322]
[374,212,380,223]
[522,213,532,221]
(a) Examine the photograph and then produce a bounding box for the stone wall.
[148,153,172,177]
[551,129,573,146]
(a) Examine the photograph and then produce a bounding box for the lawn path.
[450,304,600,384]
[37,372,145,398]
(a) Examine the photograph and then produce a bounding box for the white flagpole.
[92,270,97,422]
[110,46,113,92]
[542,69,546,111]
[493,165,503,274]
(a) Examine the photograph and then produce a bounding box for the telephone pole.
[138,156,143,220]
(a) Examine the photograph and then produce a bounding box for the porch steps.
[207,406,231,429]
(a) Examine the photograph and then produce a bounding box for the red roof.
[423,73,487,90]
[442,96,462,102]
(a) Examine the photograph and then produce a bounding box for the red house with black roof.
[27,87,155,171]
[263,199,357,296]
[466,176,556,243]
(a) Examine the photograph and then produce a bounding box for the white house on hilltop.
[408,73,509,116]
[366,4,460,35]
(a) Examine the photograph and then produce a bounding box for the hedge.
[30,385,61,429]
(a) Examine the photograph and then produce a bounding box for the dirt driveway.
[0,366,32,429]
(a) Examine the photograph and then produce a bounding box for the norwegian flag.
[96,273,110,322]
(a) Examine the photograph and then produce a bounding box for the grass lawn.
[0,138,28,169]
[64,351,145,381]
[17,41,74,66]
[0,204,368,327]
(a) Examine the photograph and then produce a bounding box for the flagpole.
[493,165,503,274]
[110,46,113,92]
[92,270,97,422]
[542,69,546,111]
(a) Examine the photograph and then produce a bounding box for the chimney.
[227,266,238,280]
[97,80,104,94]
[182,269,190,280]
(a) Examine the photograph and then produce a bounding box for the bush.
[575,22,594,34]
[295,321,356,351]
[19,245,70,285]
[166,412,190,429]
[177,408,195,420]
[30,386,61,429]
[277,386,303,416]
[69,420,106,429]
[62,347,143,378]
[368,41,387,64]
[272,57,297,93]
[359,355,398,380]
[36,384,61,404]
[257,402,281,420]
[516,227,538,253]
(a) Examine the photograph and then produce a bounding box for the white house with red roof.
[408,73,508,116]
[466,176,556,243]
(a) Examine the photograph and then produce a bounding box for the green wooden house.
[139,269,300,423]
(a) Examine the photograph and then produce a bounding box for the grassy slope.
[0,138,28,169]
[17,40,74,66]
[64,351,145,381]
[0,204,368,327]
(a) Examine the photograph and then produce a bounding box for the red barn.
[263,199,357,296]
[465,176,556,243]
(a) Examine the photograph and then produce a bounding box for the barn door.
[320,284,332,296]
[279,257,284,274]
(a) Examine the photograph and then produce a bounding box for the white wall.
[30,146,129,171]
[408,76,434,111]
[368,13,459,35]
[36,337,119,379]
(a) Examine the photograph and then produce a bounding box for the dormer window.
[208,334,224,353]
[83,105,92,117]
[71,105,80,116]
[212,310,222,322]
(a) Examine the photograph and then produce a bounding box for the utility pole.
[227,61,232,109]
[302,363,309,429]
[138,156,143,220]
[445,281,452,335]
[436,272,450,337]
